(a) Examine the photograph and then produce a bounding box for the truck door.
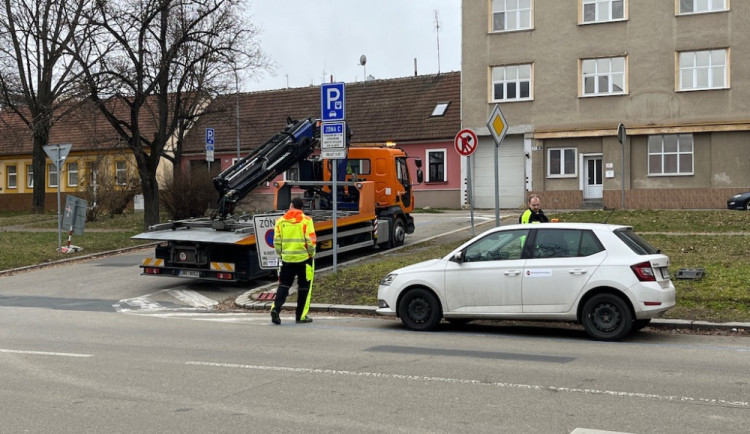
[396,157,412,207]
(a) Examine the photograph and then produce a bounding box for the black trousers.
[273,258,313,320]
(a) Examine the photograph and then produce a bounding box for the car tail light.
[144,267,161,274]
[631,261,656,282]
[216,272,233,280]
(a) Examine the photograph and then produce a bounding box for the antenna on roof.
[359,55,367,83]
[434,10,441,75]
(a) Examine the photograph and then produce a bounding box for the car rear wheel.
[581,294,633,340]
[744,200,750,211]
[398,288,442,331]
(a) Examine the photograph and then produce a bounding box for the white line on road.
[0,348,92,358]
[168,289,219,309]
[185,361,750,409]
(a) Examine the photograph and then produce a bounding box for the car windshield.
[614,228,660,255]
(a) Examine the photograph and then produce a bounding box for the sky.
[244,0,462,92]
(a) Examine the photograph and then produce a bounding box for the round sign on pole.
[454,128,478,156]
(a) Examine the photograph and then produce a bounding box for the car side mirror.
[452,251,464,262]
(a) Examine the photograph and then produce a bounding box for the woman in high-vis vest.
[270,197,317,325]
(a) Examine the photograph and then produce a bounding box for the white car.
[377,223,675,340]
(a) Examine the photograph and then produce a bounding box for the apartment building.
[462,0,750,209]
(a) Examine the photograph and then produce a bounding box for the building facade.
[462,0,750,210]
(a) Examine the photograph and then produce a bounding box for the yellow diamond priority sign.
[486,104,509,146]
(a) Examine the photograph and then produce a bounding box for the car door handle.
[569,269,587,275]
[504,270,522,276]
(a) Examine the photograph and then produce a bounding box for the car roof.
[499,222,632,231]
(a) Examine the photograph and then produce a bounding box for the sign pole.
[617,123,627,210]
[56,145,62,249]
[486,104,509,227]
[467,155,475,236]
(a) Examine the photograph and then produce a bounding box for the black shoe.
[296,317,313,324]
[271,310,281,325]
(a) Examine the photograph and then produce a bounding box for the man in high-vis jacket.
[270,197,317,325]
[519,194,549,224]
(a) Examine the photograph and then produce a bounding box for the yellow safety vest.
[274,209,316,263]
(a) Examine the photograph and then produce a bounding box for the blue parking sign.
[321,82,345,121]
[205,128,214,145]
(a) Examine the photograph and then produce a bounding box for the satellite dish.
[359,55,367,66]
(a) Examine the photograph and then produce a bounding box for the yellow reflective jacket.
[274,209,316,263]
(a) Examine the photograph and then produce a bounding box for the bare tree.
[75,0,265,229]
[0,0,90,213]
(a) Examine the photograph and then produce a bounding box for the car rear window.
[614,228,660,255]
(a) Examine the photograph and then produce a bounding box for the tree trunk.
[31,128,48,214]
[140,171,160,231]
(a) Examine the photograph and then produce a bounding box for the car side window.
[578,230,604,256]
[532,229,573,258]
[462,229,529,262]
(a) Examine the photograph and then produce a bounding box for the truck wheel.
[385,217,406,249]
[398,288,442,331]
[581,294,633,341]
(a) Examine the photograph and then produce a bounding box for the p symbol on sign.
[326,88,341,110]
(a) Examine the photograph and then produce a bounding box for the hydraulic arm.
[212,118,319,220]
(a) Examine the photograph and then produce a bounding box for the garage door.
[471,134,525,209]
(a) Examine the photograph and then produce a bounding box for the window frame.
[425,149,447,183]
[491,63,533,102]
[67,161,79,187]
[580,56,627,97]
[115,160,127,186]
[547,148,578,178]
[581,0,627,24]
[677,49,729,91]
[490,0,533,33]
[677,0,728,15]
[7,164,17,189]
[26,164,33,188]
[647,134,694,176]
[47,163,58,188]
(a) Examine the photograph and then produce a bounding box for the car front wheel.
[581,294,633,341]
[397,288,442,331]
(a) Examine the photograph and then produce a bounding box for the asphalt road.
[1,211,749,433]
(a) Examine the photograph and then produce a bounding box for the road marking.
[168,289,218,309]
[0,348,92,358]
[113,295,165,313]
[185,361,750,409]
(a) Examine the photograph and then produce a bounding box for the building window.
[115,161,127,185]
[548,148,577,177]
[582,0,625,23]
[492,64,532,102]
[26,165,33,188]
[48,164,58,187]
[678,0,727,14]
[648,134,694,175]
[426,149,446,183]
[491,0,532,32]
[7,165,17,189]
[678,49,727,91]
[431,102,450,117]
[582,57,626,96]
[67,162,79,187]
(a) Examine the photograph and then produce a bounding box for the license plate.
[660,268,670,279]
[179,270,200,278]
